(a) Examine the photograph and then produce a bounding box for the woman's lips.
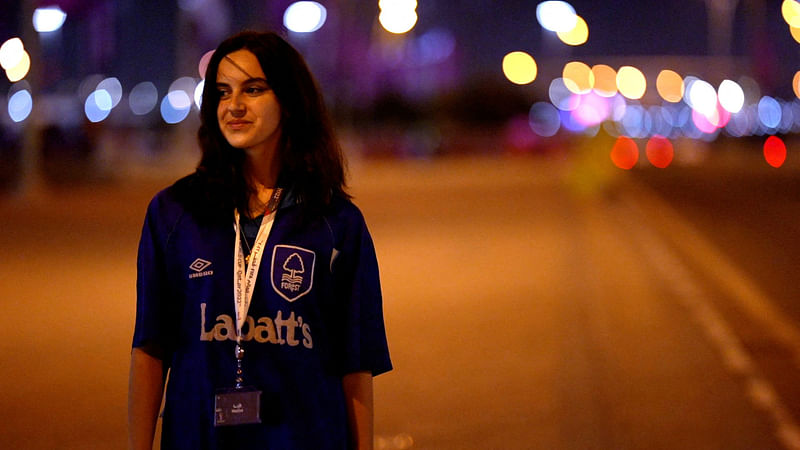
[227,120,250,130]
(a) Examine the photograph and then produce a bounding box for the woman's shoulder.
[144,173,198,223]
[326,194,367,223]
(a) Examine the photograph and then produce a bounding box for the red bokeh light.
[610,136,639,170]
[646,135,674,168]
[763,136,787,168]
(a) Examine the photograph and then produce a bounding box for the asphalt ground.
[0,153,798,449]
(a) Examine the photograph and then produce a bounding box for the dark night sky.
[1,1,799,98]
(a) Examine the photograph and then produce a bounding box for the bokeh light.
[780,101,795,133]
[656,70,684,103]
[7,89,32,123]
[619,104,651,138]
[560,108,591,133]
[738,76,761,105]
[5,50,30,82]
[794,71,800,99]
[528,102,561,137]
[692,106,728,134]
[536,1,577,32]
[283,2,327,33]
[718,79,744,113]
[161,91,192,124]
[591,65,617,97]
[0,38,24,70]
[557,15,588,46]
[646,135,674,168]
[610,136,639,169]
[571,91,610,126]
[169,77,198,101]
[129,81,158,115]
[33,6,67,33]
[379,0,418,34]
[763,135,786,168]
[85,90,113,123]
[791,25,800,44]
[616,66,646,100]
[687,79,717,116]
[414,29,456,64]
[194,79,205,109]
[549,77,580,111]
[782,0,800,28]
[198,50,214,79]
[562,61,593,94]
[97,77,123,109]
[502,51,538,85]
[649,106,672,137]
[758,96,782,129]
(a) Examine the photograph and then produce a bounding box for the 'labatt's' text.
[199,303,312,348]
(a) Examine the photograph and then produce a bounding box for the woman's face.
[216,49,282,157]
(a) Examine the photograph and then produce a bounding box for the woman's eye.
[217,89,230,98]
[246,86,265,95]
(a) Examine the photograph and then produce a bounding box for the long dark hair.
[182,30,348,222]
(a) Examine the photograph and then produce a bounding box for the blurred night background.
[4,0,800,449]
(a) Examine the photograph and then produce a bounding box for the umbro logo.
[189,258,214,279]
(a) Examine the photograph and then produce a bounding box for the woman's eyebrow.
[220,56,269,85]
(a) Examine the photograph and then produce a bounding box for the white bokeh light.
[194,79,205,109]
[536,1,577,33]
[284,2,327,33]
[718,80,744,114]
[0,38,24,70]
[33,6,67,33]
[687,79,717,116]
[379,0,418,34]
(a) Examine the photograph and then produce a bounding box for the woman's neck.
[244,149,280,188]
[243,150,280,216]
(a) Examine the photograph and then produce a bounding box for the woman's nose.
[227,93,245,116]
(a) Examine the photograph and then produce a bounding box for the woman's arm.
[342,371,374,450]
[128,347,165,450]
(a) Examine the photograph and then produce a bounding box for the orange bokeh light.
[610,136,639,170]
[763,136,787,168]
[646,136,674,168]
[592,64,617,97]
[656,69,684,103]
[793,71,800,99]
[563,61,593,94]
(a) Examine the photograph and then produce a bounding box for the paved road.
[0,155,797,449]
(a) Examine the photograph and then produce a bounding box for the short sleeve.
[334,206,392,376]
[132,194,177,360]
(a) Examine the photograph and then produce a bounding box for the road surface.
[0,154,798,449]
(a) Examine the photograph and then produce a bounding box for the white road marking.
[618,188,800,450]
[624,181,800,369]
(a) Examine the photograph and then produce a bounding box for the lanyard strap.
[232,188,282,341]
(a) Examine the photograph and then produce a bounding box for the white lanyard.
[232,189,282,342]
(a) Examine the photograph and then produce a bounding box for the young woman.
[128,31,392,449]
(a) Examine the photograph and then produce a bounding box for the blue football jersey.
[133,179,392,449]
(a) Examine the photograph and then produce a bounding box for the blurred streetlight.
[32,6,66,33]
[284,2,327,33]
[1,37,31,82]
[536,1,577,32]
[502,51,538,85]
[616,66,646,100]
[556,15,588,46]
[379,0,418,34]
[782,0,800,27]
